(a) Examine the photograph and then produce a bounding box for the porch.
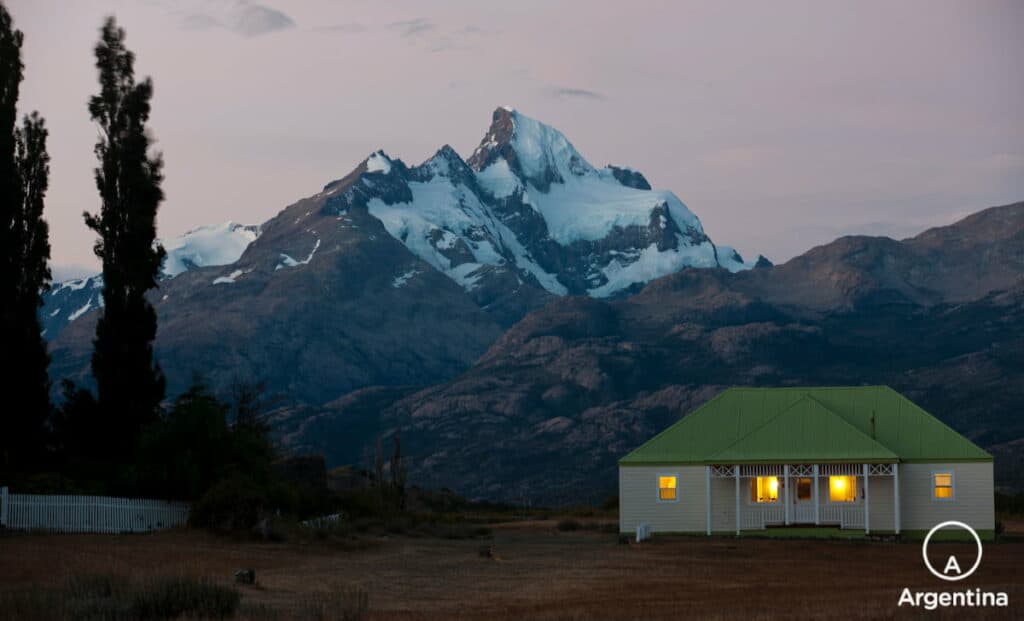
[706,463,900,535]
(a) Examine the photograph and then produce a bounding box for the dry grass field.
[1,520,1021,620]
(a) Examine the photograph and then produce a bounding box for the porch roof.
[619,386,992,465]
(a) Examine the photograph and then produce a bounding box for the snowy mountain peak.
[467,107,593,191]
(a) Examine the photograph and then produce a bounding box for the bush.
[189,476,267,533]
[557,519,582,532]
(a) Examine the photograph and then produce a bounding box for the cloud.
[178,1,295,37]
[545,86,608,101]
[387,18,435,38]
[231,2,295,37]
[312,23,367,34]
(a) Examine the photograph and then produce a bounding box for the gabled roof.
[619,386,992,465]
[708,396,898,464]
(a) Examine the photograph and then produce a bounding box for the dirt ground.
[1,520,1021,620]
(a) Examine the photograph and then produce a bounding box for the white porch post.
[705,466,712,536]
[862,463,870,534]
[734,465,741,536]
[893,463,900,535]
[783,464,791,525]
[812,465,820,525]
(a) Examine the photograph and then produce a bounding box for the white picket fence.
[0,487,189,534]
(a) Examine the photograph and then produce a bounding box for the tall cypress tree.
[0,2,52,472]
[85,17,166,457]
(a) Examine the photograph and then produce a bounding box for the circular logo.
[921,521,982,582]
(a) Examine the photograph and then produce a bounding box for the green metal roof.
[619,386,992,465]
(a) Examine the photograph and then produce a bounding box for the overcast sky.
[9,0,1023,275]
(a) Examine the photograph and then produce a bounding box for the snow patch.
[162,222,260,277]
[716,245,759,273]
[68,299,93,321]
[365,152,392,175]
[508,110,595,183]
[391,269,420,288]
[212,269,252,285]
[476,158,521,199]
[588,239,719,298]
[275,238,321,270]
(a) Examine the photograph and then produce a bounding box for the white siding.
[619,466,706,534]
[899,462,994,532]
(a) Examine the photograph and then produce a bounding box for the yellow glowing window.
[658,476,677,501]
[750,476,779,503]
[829,476,857,502]
[933,473,953,499]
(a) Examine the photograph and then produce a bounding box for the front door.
[792,476,815,523]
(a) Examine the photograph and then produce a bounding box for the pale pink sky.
[9,0,1023,274]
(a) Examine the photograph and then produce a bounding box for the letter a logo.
[922,521,983,582]
[943,555,961,576]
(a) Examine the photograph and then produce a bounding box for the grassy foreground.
[1,519,1021,620]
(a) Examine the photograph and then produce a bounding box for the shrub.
[190,476,267,533]
[557,519,582,532]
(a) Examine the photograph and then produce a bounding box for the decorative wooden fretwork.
[790,464,814,477]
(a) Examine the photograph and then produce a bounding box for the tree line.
[0,3,270,500]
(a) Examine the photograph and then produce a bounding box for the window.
[750,476,779,503]
[933,472,954,500]
[796,477,812,501]
[658,475,678,501]
[829,476,857,502]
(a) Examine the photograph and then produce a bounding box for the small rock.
[235,568,256,585]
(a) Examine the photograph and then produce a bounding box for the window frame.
[657,473,680,503]
[826,475,859,504]
[931,470,955,501]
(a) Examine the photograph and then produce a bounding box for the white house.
[619,387,995,539]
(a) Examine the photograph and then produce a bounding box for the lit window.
[659,476,677,501]
[750,476,779,503]
[933,473,954,499]
[796,477,812,501]
[829,476,856,502]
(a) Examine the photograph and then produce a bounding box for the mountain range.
[45,107,764,402]
[42,108,1024,503]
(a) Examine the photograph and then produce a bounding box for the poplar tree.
[0,2,52,472]
[84,17,166,456]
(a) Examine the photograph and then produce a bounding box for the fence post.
[1,486,8,527]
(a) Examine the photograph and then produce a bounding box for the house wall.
[899,462,994,532]
[619,466,707,534]
[619,462,994,535]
